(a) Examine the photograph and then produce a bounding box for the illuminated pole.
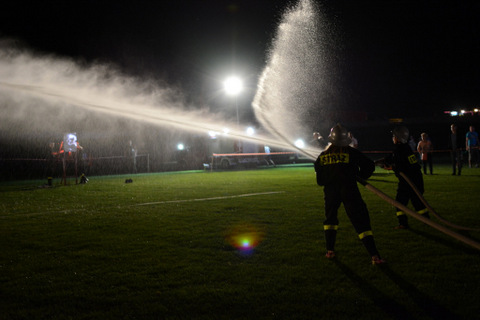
[235,99,239,126]
[223,76,243,125]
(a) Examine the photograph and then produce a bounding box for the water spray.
[252,0,328,160]
[0,51,304,154]
[2,0,477,253]
[251,0,480,251]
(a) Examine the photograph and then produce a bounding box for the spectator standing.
[417,133,433,175]
[466,125,479,168]
[128,140,137,174]
[449,124,463,175]
[314,124,385,265]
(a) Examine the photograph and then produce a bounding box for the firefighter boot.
[324,229,337,258]
[396,213,409,229]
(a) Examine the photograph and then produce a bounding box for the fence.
[0,154,150,181]
[0,149,467,180]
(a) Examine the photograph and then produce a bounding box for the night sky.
[1,0,480,119]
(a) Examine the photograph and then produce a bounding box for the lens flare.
[226,224,263,254]
[233,234,258,251]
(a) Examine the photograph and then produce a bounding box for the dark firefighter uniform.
[384,141,429,228]
[449,124,463,176]
[314,142,382,260]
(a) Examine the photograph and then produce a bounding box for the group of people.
[45,134,84,185]
[331,124,479,176]
[416,124,480,176]
[412,125,479,176]
[314,124,432,265]
[313,122,479,265]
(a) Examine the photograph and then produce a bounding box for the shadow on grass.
[334,259,461,319]
[408,227,479,255]
[333,259,412,320]
[380,267,461,320]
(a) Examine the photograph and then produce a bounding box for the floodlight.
[294,139,305,148]
[223,76,243,95]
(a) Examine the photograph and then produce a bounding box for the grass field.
[1,164,479,319]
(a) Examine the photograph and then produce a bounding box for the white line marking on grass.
[134,191,285,206]
[0,192,285,218]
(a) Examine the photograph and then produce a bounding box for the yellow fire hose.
[356,177,480,251]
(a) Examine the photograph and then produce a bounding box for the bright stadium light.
[223,76,243,125]
[177,143,185,150]
[208,131,218,139]
[294,139,305,149]
[246,127,255,136]
[223,76,243,95]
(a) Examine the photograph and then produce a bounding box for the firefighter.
[314,124,385,265]
[376,126,430,229]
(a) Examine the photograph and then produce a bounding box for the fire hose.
[398,172,480,232]
[356,176,480,251]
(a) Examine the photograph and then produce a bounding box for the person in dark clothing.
[314,124,385,265]
[376,126,430,229]
[312,131,327,149]
[44,141,57,186]
[449,124,463,175]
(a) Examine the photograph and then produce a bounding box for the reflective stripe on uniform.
[408,154,418,164]
[324,225,339,231]
[417,208,429,215]
[358,230,373,239]
[319,153,350,165]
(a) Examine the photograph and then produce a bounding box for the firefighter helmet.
[392,126,409,143]
[328,124,352,147]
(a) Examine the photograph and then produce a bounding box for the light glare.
[208,131,217,139]
[223,76,243,95]
[294,139,305,148]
